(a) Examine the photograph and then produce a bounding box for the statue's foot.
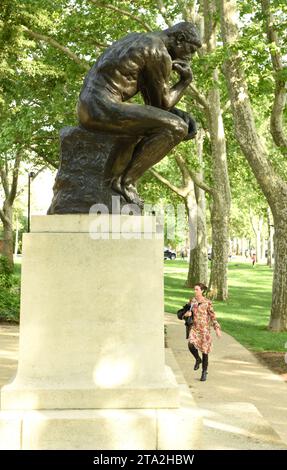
[122,182,144,208]
[110,176,123,195]
[110,177,144,208]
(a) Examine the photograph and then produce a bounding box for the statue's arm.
[168,61,193,108]
[140,56,193,110]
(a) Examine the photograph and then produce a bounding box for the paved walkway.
[0,325,19,390]
[1,321,287,449]
[165,313,287,449]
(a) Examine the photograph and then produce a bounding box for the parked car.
[164,248,177,260]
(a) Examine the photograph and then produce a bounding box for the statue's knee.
[173,119,189,142]
[160,121,187,144]
[77,101,91,126]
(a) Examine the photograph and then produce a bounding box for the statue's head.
[163,22,202,60]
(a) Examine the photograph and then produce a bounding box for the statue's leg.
[120,120,188,203]
[103,136,141,197]
[78,98,188,203]
[120,128,187,204]
[78,97,188,142]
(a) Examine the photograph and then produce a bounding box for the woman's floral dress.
[188,297,220,354]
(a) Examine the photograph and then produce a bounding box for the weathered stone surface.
[48,126,138,215]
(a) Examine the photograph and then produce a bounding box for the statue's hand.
[172,60,193,81]
[169,108,197,140]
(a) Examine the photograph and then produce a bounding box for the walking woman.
[183,283,221,381]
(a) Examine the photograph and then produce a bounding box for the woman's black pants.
[188,343,208,370]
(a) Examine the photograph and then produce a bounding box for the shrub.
[0,256,20,322]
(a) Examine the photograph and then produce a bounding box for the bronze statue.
[77,22,201,206]
[48,22,201,215]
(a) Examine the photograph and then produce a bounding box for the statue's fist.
[184,115,197,140]
[169,108,197,140]
[172,60,193,81]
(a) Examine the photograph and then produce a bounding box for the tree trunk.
[260,235,266,263]
[204,0,231,300]
[241,238,247,258]
[269,217,287,330]
[1,202,14,269]
[236,238,240,255]
[209,193,230,299]
[14,215,19,257]
[0,151,22,270]
[256,216,263,263]
[207,83,231,300]
[250,213,263,263]
[260,0,287,154]
[185,190,208,287]
[149,150,209,290]
[267,207,274,267]
[270,203,287,330]
[220,0,287,330]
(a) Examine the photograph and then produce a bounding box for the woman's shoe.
[194,357,202,370]
[200,370,208,381]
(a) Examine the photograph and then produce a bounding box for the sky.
[16,167,57,217]
[31,169,56,215]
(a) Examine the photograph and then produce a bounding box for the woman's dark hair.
[194,282,208,294]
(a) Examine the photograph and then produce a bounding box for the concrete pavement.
[0,325,18,390]
[165,312,287,449]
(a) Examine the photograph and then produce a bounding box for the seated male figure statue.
[77,22,202,206]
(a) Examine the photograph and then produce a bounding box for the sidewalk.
[0,325,19,390]
[165,312,287,449]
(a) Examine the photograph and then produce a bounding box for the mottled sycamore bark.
[219,0,287,330]
[0,152,21,269]
[184,133,208,287]
[204,0,231,300]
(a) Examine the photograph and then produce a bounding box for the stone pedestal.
[47,127,139,214]
[0,215,201,449]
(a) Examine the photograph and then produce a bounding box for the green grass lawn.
[164,260,287,353]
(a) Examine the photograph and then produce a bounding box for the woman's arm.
[183,300,192,318]
[207,302,221,337]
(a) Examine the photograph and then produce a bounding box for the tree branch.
[5,156,8,178]
[40,155,58,169]
[222,99,231,114]
[270,80,287,153]
[94,40,109,49]
[261,0,287,153]
[174,129,213,195]
[0,167,9,199]
[0,205,10,226]
[149,168,186,197]
[22,27,90,70]
[88,0,152,32]
[0,208,5,225]
[9,150,22,205]
[15,166,48,199]
[178,0,197,23]
[174,153,190,181]
[189,169,213,195]
[188,83,209,110]
[219,0,280,199]
[29,145,59,169]
[156,0,173,27]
